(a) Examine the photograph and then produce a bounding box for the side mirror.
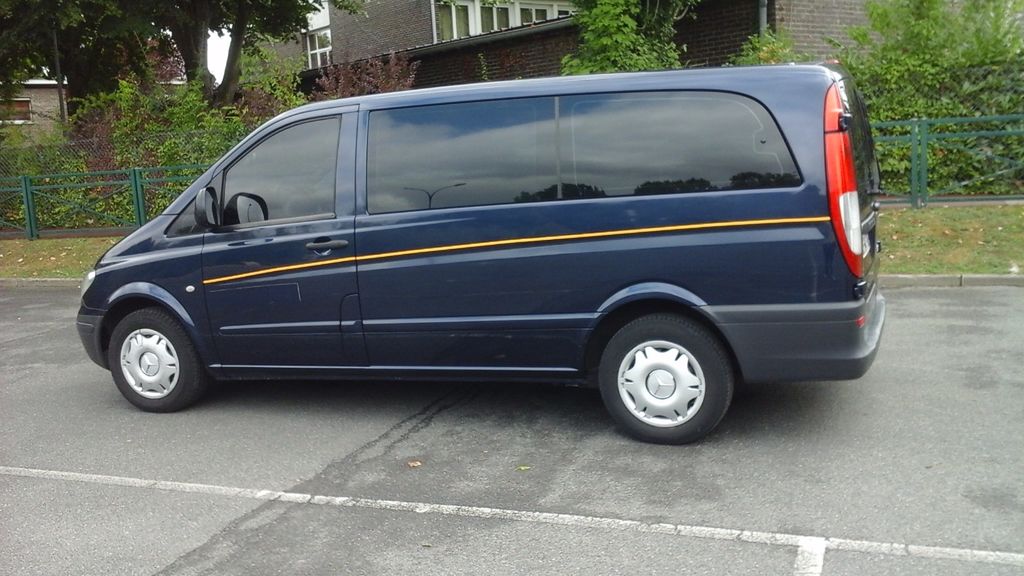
[195,186,220,229]
[224,192,268,226]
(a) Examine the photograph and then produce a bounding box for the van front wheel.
[598,314,733,444]
[107,307,209,412]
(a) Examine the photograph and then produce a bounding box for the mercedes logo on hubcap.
[140,352,160,377]
[646,369,677,399]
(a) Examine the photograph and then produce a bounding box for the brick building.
[0,80,64,138]
[281,0,867,89]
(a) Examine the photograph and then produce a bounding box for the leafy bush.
[235,46,309,127]
[311,52,419,101]
[0,127,88,177]
[0,81,247,229]
[561,0,700,74]
[2,47,321,231]
[72,80,249,170]
[729,31,809,66]
[833,0,1024,196]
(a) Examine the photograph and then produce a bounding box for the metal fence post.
[908,121,920,207]
[129,168,146,226]
[918,122,930,207]
[20,175,38,239]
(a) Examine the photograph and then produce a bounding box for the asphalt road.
[1,285,1022,576]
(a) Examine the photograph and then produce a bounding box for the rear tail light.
[824,83,863,278]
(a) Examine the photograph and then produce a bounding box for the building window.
[480,4,511,33]
[518,3,548,24]
[0,99,31,124]
[437,1,473,41]
[435,1,573,42]
[306,28,332,69]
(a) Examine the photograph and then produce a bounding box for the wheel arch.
[98,283,203,369]
[582,286,742,385]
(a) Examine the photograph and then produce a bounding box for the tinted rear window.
[561,92,799,197]
[367,92,799,214]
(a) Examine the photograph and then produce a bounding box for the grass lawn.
[0,237,120,278]
[0,204,1021,278]
[878,204,1024,274]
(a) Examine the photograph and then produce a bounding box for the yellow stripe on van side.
[203,255,358,285]
[202,215,830,285]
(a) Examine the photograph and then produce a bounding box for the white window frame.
[479,3,513,34]
[434,0,574,42]
[436,0,477,41]
[517,2,552,24]
[0,98,32,125]
[306,27,332,69]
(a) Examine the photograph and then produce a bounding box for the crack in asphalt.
[150,385,478,576]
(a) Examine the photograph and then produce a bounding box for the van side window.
[166,199,199,237]
[366,93,799,214]
[367,98,557,214]
[222,117,339,225]
[560,92,800,197]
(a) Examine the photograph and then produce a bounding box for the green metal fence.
[0,165,206,239]
[2,114,1023,239]
[874,114,1024,207]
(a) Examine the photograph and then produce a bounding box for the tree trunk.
[213,2,250,107]
[167,0,215,97]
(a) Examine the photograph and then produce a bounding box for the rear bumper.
[76,308,107,369]
[704,285,886,384]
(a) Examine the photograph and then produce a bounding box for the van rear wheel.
[598,314,733,444]
[107,307,209,412]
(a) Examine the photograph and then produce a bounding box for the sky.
[207,33,230,83]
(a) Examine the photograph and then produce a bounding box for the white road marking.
[3,465,1023,571]
[793,537,827,576]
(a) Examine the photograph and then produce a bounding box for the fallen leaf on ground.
[515,465,531,472]
[407,460,423,468]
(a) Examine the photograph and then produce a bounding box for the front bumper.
[76,308,107,369]
[704,285,886,384]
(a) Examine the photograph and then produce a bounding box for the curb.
[2,275,1022,289]
[880,274,1024,288]
[0,277,81,288]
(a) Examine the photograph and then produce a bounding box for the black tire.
[107,307,209,412]
[598,314,734,444]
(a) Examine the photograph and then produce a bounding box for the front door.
[201,113,364,369]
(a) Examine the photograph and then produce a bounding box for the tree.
[153,0,364,107]
[562,0,701,74]
[0,0,154,105]
[1,0,366,110]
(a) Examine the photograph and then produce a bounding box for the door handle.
[305,239,349,251]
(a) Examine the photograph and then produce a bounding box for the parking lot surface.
[1,285,1022,575]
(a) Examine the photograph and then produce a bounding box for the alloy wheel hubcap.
[617,340,705,428]
[120,329,179,399]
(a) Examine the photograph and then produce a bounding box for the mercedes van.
[77,65,885,444]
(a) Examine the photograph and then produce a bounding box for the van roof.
[287,64,841,116]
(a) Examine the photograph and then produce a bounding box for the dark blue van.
[77,65,885,443]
